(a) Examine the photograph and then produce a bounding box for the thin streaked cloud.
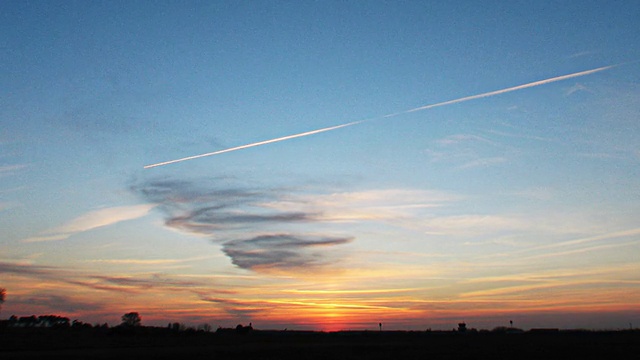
[457,156,507,170]
[84,255,217,265]
[22,204,155,243]
[486,129,554,142]
[565,83,592,96]
[436,134,497,146]
[0,164,28,177]
[567,50,597,59]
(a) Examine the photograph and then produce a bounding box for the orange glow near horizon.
[3,270,640,331]
[3,231,640,330]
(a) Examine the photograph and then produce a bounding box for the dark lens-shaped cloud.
[132,178,353,272]
[222,234,353,271]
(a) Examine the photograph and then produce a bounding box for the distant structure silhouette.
[379,322,382,332]
[235,323,253,334]
[458,322,467,332]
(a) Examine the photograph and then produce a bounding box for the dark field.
[1,329,639,360]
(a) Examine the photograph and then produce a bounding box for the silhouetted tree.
[121,312,141,327]
[19,315,38,327]
[0,288,5,315]
[492,326,509,333]
[72,319,93,329]
[38,315,70,328]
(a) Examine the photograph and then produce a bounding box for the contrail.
[144,120,365,168]
[398,64,616,115]
[145,64,617,169]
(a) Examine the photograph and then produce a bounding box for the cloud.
[133,179,459,272]
[0,260,223,296]
[0,261,139,294]
[457,156,507,169]
[567,50,597,59]
[133,179,353,272]
[200,297,269,318]
[0,261,55,277]
[565,83,591,96]
[508,187,554,201]
[53,204,156,234]
[261,189,457,222]
[436,134,496,146]
[487,129,553,142]
[524,227,640,253]
[92,274,203,290]
[428,133,509,170]
[420,214,526,236]
[13,294,106,313]
[22,204,155,243]
[222,234,353,271]
[0,164,27,177]
[84,255,215,265]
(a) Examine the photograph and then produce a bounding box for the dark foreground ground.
[1,329,639,360]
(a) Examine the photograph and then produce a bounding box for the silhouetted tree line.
[0,314,110,330]
[213,323,253,335]
[5,315,71,328]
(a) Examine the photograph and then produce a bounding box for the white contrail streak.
[144,120,365,169]
[145,64,617,169]
[397,64,616,115]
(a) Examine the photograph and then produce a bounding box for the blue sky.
[1,1,639,330]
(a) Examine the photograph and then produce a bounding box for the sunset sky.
[1,1,639,331]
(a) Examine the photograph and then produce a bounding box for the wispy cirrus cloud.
[420,214,526,236]
[487,129,553,142]
[260,188,457,222]
[22,204,155,243]
[427,133,509,170]
[11,294,107,313]
[457,156,507,169]
[200,297,270,318]
[84,255,216,265]
[0,164,28,177]
[565,83,592,96]
[523,227,640,253]
[567,50,597,59]
[0,260,228,295]
[436,134,496,146]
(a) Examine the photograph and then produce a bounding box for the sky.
[1,1,639,331]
